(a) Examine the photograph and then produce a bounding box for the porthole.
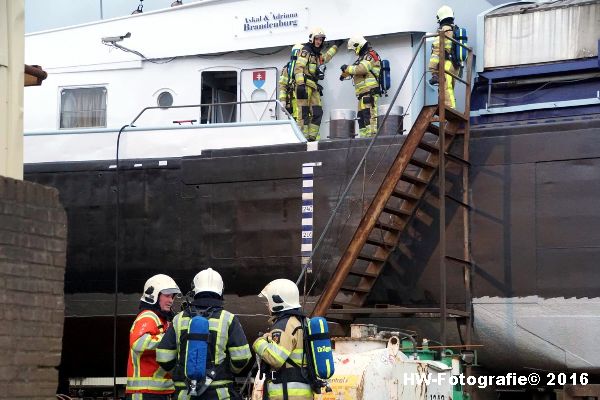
[157,91,174,107]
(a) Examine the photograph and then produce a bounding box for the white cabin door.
[239,67,278,122]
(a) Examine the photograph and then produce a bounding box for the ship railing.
[128,98,304,140]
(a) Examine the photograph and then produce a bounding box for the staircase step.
[418,141,440,153]
[348,269,379,278]
[427,123,456,137]
[428,123,440,136]
[401,173,428,186]
[391,189,420,202]
[444,106,468,122]
[366,237,396,248]
[374,221,402,232]
[340,285,371,294]
[357,254,387,263]
[383,205,411,218]
[409,157,437,170]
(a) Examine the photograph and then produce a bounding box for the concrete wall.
[0,176,66,399]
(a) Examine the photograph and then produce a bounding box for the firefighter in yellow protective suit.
[340,36,382,138]
[294,28,344,141]
[428,5,459,109]
[253,279,313,400]
[278,44,304,120]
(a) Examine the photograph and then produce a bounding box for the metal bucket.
[377,104,403,136]
[329,109,356,139]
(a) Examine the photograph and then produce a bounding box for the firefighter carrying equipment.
[253,309,313,400]
[428,22,459,109]
[142,274,181,305]
[343,37,390,96]
[294,30,339,141]
[340,41,382,137]
[126,309,175,397]
[191,268,223,297]
[279,44,304,116]
[156,296,252,400]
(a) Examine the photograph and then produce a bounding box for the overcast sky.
[25,0,204,33]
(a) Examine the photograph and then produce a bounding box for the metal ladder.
[312,30,474,347]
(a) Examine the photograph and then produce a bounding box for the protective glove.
[340,64,348,72]
[334,39,344,47]
[429,73,439,85]
[296,84,307,99]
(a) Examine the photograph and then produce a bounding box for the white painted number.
[302,205,313,213]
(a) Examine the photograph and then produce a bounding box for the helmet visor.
[160,287,181,295]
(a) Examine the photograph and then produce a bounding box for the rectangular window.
[60,87,107,128]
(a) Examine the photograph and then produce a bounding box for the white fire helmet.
[436,5,454,23]
[259,278,301,313]
[309,27,326,44]
[347,36,367,55]
[192,267,224,296]
[141,274,181,305]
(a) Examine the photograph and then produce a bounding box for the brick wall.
[0,176,67,399]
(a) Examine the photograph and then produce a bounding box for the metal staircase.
[311,30,474,347]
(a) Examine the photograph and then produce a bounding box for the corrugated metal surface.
[484,0,600,68]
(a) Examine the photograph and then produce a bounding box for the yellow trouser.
[265,381,313,400]
[442,60,458,109]
[296,85,323,141]
[357,93,379,138]
[291,96,298,122]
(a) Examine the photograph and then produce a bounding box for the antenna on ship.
[132,0,143,14]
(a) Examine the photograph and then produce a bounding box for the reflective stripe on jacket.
[346,49,381,97]
[156,300,252,390]
[253,314,313,400]
[428,24,454,73]
[294,44,338,90]
[126,310,175,395]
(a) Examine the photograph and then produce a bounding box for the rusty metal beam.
[312,106,438,317]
